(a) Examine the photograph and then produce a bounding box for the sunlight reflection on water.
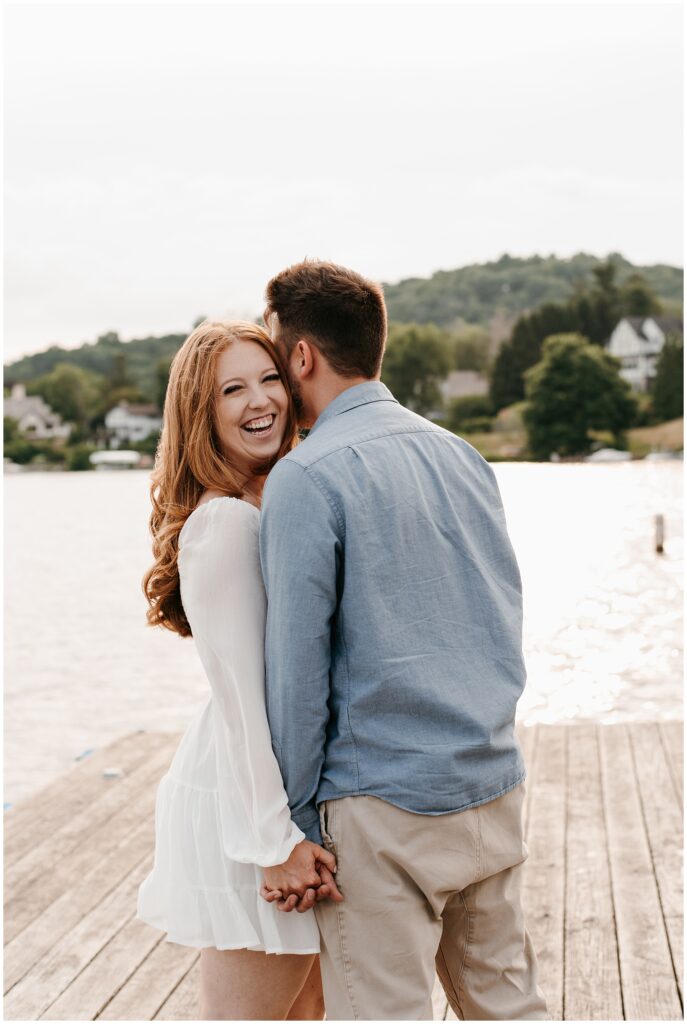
[495,462,682,726]
[4,461,683,802]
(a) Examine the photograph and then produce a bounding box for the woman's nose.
[247,385,270,408]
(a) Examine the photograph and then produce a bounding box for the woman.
[137,320,336,1020]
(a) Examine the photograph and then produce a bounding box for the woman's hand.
[261,840,344,912]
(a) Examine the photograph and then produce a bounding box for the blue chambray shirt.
[259,381,526,844]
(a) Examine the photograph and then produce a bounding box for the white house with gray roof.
[607,316,683,392]
[105,400,162,447]
[4,384,71,440]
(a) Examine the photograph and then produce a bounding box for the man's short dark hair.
[264,260,387,379]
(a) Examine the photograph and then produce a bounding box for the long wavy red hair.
[143,320,298,637]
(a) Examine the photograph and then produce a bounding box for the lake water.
[4,462,683,804]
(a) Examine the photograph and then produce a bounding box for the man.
[259,260,547,1021]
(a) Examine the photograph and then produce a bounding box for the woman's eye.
[223,385,242,395]
[263,373,281,383]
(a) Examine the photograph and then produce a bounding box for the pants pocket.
[319,801,336,855]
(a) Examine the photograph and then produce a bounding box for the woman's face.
[214,340,289,475]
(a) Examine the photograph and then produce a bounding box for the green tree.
[524,333,637,459]
[103,351,146,411]
[452,326,491,372]
[67,444,96,471]
[490,303,577,410]
[587,259,622,342]
[109,352,132,390]
[155,358,172,410]
[652,335,684,422]
[4,416,19,444]
[27,363,105,431]
[4,439,39,464]
[381,324,452,415]
[620,273,662,317]
[446,395,494,433]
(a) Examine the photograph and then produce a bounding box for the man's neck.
[305,374,377,427]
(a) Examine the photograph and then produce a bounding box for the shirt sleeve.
[180,499,305,867]
[259,459,342,844]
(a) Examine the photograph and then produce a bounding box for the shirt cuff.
[292,806,322,846]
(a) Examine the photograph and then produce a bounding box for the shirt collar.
[309,381,398,435]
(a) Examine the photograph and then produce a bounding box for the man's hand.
[261,840,343,912]
[261,862,344,913]
[263,839,335,895]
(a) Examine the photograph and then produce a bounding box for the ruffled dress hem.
[137,877,320,954]
[137,770,320,954]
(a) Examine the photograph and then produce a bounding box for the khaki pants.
[315,785,547,1021]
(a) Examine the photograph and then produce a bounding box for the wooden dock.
[4,723,683,1021]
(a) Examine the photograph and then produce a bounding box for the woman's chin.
[243,438,284,475]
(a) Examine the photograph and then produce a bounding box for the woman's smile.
[241,412,277,438]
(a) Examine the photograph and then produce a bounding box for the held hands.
[260,839,344,913]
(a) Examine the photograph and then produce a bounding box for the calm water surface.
[4,462,683,803]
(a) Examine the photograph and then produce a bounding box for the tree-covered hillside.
[383,252,682,329]
[4,253,682,404]
[5,331,186,402]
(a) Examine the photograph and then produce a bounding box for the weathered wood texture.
[3,724,683,1021]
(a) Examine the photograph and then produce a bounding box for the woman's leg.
[199,947,316,1021]
[287,957,325,1020]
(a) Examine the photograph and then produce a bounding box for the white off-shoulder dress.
[137,497,320,953]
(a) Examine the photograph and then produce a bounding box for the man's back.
[260,381,526,840]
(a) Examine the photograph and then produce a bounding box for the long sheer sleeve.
[178,498,304,868]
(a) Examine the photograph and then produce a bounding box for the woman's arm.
[180,499,304,867]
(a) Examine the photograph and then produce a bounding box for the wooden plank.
[5,739,175,945]
[629,723,684,1000]
[4,815,155,993]
[431,973,448,1020]
[153,957,200,1021]
[3,732,165,863]
[659,721,684,806]
[98,940,198,1021]
[600,725,682,1021]
[521,724,566,1020]
[3,724,683,1022]
[564,724,623,1021]
[3,855,153,1021]
[42,914,162,1020]
[5,734,174,900]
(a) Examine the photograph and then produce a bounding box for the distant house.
[607,317,683,392]
[423,371,490,422]
[3,383,71,440]
[439,371,490,402]
[105,400,162,448]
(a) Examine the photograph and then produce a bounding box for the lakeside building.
[607,316,683,392]
[105,400,162,448]
[425,369,490,422]
[3,383,71,440]
[439,370,490,402]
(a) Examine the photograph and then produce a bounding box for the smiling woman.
[214,341,290,473]
[142,319,298,638]
[136,319,332,1020]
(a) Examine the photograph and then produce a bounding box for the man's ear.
[293,339,316,379]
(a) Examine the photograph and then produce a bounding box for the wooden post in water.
[655,514,665,554]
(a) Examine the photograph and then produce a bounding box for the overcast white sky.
[4,2,684,361]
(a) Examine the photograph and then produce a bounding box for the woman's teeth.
[242,414,275,437]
